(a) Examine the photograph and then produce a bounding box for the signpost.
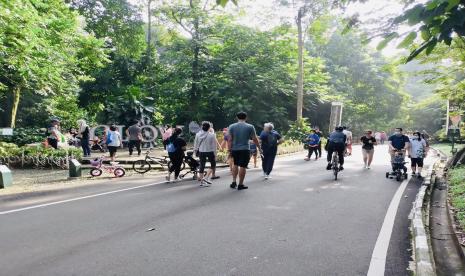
[446,100,462,154]
[329,102,343,133]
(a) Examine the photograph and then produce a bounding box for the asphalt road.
[0,145,425,276]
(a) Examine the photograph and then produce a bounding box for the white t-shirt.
[107,130,122,147]
[343,130,353,144]
[409,138,427,158]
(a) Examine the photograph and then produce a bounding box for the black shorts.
[232,150,251,168]
[410,158,424,167]
[108,146,118,157]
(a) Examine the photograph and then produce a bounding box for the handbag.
[195,136,207,157]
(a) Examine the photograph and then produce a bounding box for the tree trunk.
[190,0,200,121]
[147,0,152,66]
[296,8,304,120]
[10,86,21,128]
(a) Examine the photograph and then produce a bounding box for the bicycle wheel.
[396,172,402,182]
[133,160,151,173]
[333,167,338,180]
[114,168,126,177]
[90,168,103,177]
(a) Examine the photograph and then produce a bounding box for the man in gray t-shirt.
[227,112,261,190]
[126,121,142,156]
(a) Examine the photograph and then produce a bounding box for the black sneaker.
[211,176,220,180]
[238,184,248,190]
[326,163,332,170]
[230,182,237,189]
[339,166,344,171]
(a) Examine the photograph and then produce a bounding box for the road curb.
[410,155,437,275]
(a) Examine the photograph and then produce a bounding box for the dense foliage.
[0,0,460,145]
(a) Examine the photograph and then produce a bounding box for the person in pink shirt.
[162,125,173,149]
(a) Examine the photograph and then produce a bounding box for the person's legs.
[326,145,334,170]
[108,147,116,162]
[411,158,418,175]
[337,144,345,167]
[135,140,141,155]
[362,149,368,167]
[262,150,268,174]
[417,158,424,176]
[206,152,216,180]
[231,151,239,187]
[266,148,277,175]
[234,150,250,189]
[367,150,374,167]
[308,148,314,159]
[128,140,135,155]
[173,156,183,179]
[198,152,207,182]
[317,142,322,158]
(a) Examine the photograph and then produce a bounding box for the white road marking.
[367,177,410,276]
[0,167,234,216]
[0,181,169,215]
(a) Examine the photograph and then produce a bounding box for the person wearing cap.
[47,119,61,149]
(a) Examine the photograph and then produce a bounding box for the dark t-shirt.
[388,134,410,150]
[81,127,89,140]
[169,136,187,156]
[360,136,376,150]
[260,130,282,151]
[128,124,141,141]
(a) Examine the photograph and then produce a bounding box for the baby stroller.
[386,150,408,182]
[178,151,200,180]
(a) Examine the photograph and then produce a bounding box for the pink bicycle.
[89,156,126,177]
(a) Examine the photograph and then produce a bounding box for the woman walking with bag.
[166,128,187,182]
[105,125,122,162]
[194,122,218,187]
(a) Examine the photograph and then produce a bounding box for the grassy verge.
[432,143,464,157]
[448,165,465,230]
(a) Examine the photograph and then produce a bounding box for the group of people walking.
[165,112,283,190]
[321,126,429,177]
[47,115,430,187]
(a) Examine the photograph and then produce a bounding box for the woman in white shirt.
[408,131,429,178]
[194,122,218,187]
[105,125,122,162]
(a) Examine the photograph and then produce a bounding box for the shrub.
[285,118,312,142]
[0,128,46,146]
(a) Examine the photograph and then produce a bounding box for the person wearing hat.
[47,119,61,149]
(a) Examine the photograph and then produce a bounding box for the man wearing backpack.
[259,122,284,179]
[228,112,261,190]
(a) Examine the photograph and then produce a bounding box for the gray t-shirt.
[228,122,257,151]
[128,125,141,141]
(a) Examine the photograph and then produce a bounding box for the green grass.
[432,143,465,157]
[449,166,465,229]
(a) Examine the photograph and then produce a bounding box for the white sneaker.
[367,166,371,169]
[267,175,272,179]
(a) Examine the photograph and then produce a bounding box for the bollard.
[0,165,13,189]
[69,159,82,178]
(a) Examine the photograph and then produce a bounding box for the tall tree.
[0,0,106,127]
[279,0,333,120]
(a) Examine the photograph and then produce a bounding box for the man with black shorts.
[228,112,261,190]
